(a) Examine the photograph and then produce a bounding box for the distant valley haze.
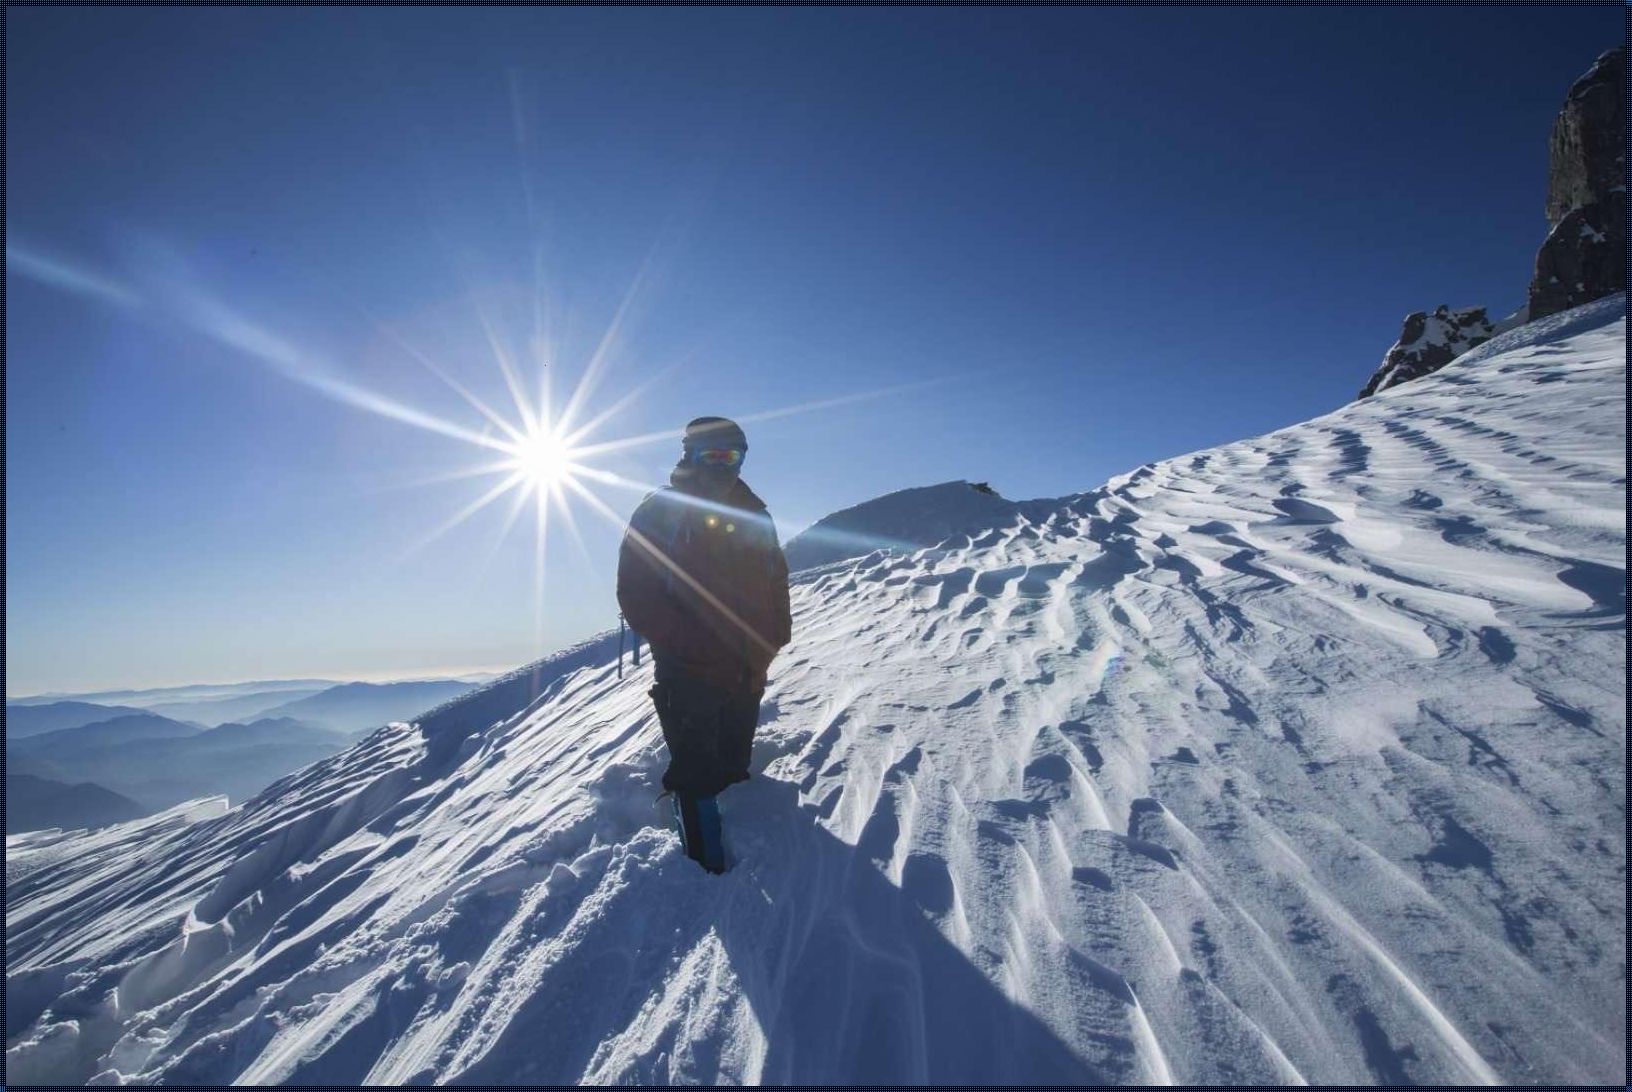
[4,676,481,832]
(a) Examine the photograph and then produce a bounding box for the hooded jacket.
[616,467,792,692]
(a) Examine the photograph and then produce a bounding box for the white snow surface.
[783,480,1022,574]
[6,297,1625,1085]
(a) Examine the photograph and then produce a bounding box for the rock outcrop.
[1358,305,1497,398]
[1358,47,1624,400]
[1528,47,1626,320]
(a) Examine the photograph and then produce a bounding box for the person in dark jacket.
[616,416,792,871]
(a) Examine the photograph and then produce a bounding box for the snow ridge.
[783,480,1023,574]
[6,298,1624,1085]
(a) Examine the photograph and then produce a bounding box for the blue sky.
[6,6,1619,696]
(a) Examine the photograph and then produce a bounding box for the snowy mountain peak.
[5,296,1624,1085]
[783,479,1023,573]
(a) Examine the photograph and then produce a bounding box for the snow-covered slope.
[7,297,1624,1085]
[783,479,1023,573]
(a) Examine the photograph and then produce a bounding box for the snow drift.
[6,297,1625,1085]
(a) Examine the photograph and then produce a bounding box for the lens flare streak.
[9,238,929,661]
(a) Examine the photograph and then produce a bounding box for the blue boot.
[694,795,726,874]
[673,792,727,874]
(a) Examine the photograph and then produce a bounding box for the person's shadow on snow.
[450,773,1129,1085]
[705,775,1122,1084]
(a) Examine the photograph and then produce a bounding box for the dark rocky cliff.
[1527,47,1626,320]
[1358,47,1625,400]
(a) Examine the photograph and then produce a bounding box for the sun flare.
[507,425,577,492]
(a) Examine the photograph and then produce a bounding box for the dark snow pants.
[649,675,763,798]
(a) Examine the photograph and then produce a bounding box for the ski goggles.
[690,447,745,468]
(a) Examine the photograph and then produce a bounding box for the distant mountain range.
[9,712,206,758]
[9,676,487,732]
[5,774,145,834]
[4,700,156,739]
[7,678,344,709]
[143,687,335,726]
[4,677,478,834]
[256,680,478,736]
[6,712,349,820]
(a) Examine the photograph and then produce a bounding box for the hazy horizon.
[6,664,509,704]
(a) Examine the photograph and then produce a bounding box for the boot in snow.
[672,792,727,874]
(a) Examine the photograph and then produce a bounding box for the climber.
[616,416,792,872]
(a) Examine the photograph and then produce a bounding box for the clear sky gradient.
[6,6,1620,695]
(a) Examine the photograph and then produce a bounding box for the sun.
[506,424,577,492]
[352,270,932,660]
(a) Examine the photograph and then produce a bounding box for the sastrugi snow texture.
[6,297,1625,1085]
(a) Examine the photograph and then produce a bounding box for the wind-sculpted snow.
[7,297,1624,1084]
